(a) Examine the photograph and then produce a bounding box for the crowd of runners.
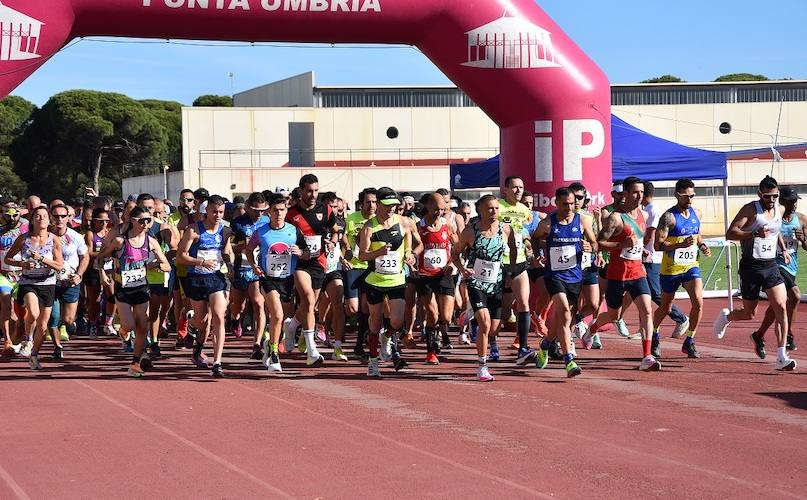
[0,173,801,380]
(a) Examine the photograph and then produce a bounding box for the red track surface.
[1,299,806,499]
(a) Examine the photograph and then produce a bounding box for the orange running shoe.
[425,352,439,365]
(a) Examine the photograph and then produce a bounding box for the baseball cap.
[193,188,210,201]
[611,181,624,194]
[274,185,290,196]
[780,187,801,201]
[377,187,401,206]
[449,199,459,209]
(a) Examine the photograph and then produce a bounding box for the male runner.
[569,183,603,350]
[344,188,376,360]
[715,176,796,371]
[652,178,711,359]
[0,205,25,352]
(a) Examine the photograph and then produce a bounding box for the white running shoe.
[581,326,595,350]
[571,321,586,341]
[672,317,690,338]
[639,355,661,372]
[615,319,630,338]
[10,343,21,354]
[477,365,494,382]
[713,308,730,339]
[267,350,282,372]
[306,348,324,367]
[367,357,381,377]
[261,339,271,368]
[103,324,117,337]
[19,341,32,358]
[282,318,295,353]
[380,334,393,362]
[459,333,471,345]
[775,357,797,371]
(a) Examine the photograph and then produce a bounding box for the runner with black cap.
[344,188,376,361]
[0,204,26,352]
[357,186,418,376]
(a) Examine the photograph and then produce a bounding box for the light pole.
[163,164,169,200]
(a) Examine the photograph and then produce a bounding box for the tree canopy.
[714,73,769,82]
[640,75,685,83]
[10,90,172,199]
[0,96,35,199]
[193,94,233,107]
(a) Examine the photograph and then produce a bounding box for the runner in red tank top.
[414,194,458,364]
[581,177,660,372]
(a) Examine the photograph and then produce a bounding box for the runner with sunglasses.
[96,206,170,377]
[84,208,116,338]
[343,188,376,361]
[715,176,796,371]
[4,206,63,370]
[177,195,235,378]
[652,178,710,359]
[168,188,197,348]
[229,192,269,359]
[0,205,26,353]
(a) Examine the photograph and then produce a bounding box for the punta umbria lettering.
[142,0,382,12]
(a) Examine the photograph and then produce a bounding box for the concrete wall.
[122,170,189,202]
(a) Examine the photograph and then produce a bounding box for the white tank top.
[741,201,782,262]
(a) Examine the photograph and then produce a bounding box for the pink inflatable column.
[0,0,610,203]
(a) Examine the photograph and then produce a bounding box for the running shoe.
[231,319,243,339]
[52,346,64,360]
[534,315,548,336]
[592,334,603,350]
[306,349,325,367]
[59,325,69,342]
[572,321,588,343]
[250,344,264,360]
[489,344,500,362]
[353,346,369,363]
[393,355,408,372]
[682,339,700,359]
[29,355,41,370]
[775,357,797,371]
[535,348,549,369]
[19,341,32,358]
[515,347,536,366]
[671,317,690,339]
[298,334,307,354]
[183,333,196,349]
[477,365,494,382]
[267,350,282,372]
[548,341,563,361]
[332,346,348,361]
[458,333,471,345]
[103,324,118,337]
[509,339,520,350]
[403,332,416,350]
[128,363,144,378]
[425,352,439,365]
[139,353,153,371]
[150,342,162,360]
[751,331,766,359]
[123,338,134,353]
[651,337,661,358]
[211,363,224,378]
[639,356,661,372]
[615,319,630,338]
[380,334,393,362]
[316,325,327,344]
[367,357,381,377]
[565,360,582,378]
[88,325,98,339]
[282,318,295,352]
[787,333,797,351]
[713,308,730,339]
[581,328,595,350]
[441,338,454,350]
[192,345,209,368]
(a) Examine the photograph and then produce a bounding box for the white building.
[463,16,559,70]
[0,2,43,61]
[123,73,807,235]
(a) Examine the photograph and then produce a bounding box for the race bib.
[783,236,798,255]
[549,245,577,271]
[620,243,643,261]
[121,267,147,288]
[240,247,260,268]
[651,250,664,264]
[196,248,222,272]
[752,236,776,260]
[502,236,523,256]
[423,248,448,271]
[102,259,114,272]
[472,259,499,284]
[581,252,593,270]
[325,246,340,273]
[305,235,322,257]
[375,251,401,275]
[265,253,292,279]
[673,246,698,265]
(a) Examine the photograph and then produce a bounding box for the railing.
[197,147,500,170]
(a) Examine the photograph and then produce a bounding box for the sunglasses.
[92,218,110,223]
[574,195,586,201]
[182,198,195,202]
[761,194,779,200]
[53,214,69,219]
[250,207,268,212]
[136,218,152,226]
[677,193,696,199]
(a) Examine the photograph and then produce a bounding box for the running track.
[1,299,805,499]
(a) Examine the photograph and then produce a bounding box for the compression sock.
[642,339,652,357]
[357,313,369,348]
[687,329,696,339]
[517,312,530,350]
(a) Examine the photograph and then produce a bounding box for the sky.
[11,0,807,106]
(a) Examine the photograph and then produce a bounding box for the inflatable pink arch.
[0,0,611,202]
